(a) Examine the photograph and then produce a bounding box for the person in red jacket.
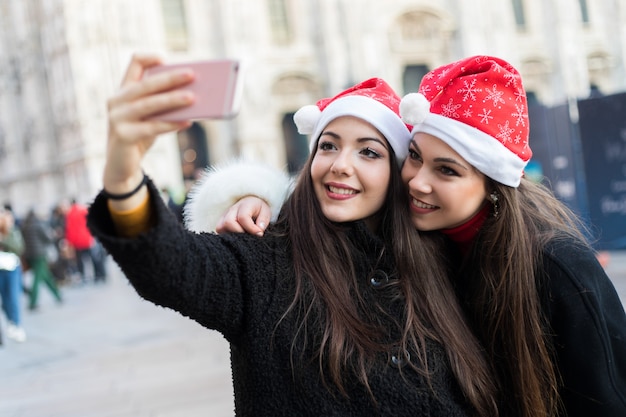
[65,200,106,283]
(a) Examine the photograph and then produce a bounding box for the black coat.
[87,180,471,417]
[453,235,626,417]
[540,239,626,416]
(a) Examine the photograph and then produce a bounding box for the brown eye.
[361,147,383,159]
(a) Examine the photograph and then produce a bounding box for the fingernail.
[179,91,195,103]
[258,222,266,230]
[173,69,195,82]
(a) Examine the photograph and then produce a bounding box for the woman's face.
[311,116,391,225]
[401,132,489,231]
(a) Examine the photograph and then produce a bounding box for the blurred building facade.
[0,0,625,217]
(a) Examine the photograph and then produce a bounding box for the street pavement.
[1,251,626,417]
[0,259,234,417]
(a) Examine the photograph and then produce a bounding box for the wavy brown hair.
[454,177,591,417]
[271,143,499,416]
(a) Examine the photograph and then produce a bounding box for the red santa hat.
[293,78,412,166]
[400,55,531,187]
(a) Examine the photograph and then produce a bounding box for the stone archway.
[271,74,322,173]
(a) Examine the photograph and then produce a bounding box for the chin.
[321,209,356,224]
[411,219,435,232]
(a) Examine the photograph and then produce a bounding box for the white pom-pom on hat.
[293,104,321,135]
[400,93,431,125]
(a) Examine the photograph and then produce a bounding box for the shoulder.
[540,237,606,298]
[542,238,599,277]
[539,237,625,323]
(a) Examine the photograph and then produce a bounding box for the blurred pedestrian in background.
[0,207,26,342]
[65,199,107,284]
[49,201,77,285]
[20,209,63,310]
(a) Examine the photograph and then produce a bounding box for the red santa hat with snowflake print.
[293,78,412,166]
[399,55,531,187]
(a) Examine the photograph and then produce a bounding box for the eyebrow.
[321,131,389,149]
[410,140,469,171]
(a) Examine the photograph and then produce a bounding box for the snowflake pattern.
[484,84,505,107]
[503,72,518,88]
[416,55,531,163]
[320,78,402,114]
[457,79,482,102]
[512,104,527,127]
[496,120,515,143]
[440,98,462,118]
[479,108,493,124]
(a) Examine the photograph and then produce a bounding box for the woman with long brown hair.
[87,54,497,416]
[209,56,626,417]
[399,55,626,417]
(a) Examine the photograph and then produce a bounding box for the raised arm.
[104,54,195,214]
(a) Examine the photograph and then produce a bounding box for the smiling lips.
[410,197,438,213]
[326,184,359,199]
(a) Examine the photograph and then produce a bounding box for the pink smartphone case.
[145,60,242,121]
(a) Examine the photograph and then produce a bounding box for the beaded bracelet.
[101,173,148,200]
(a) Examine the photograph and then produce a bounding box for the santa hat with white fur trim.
[400,55,531,187]
[294,78,412,166]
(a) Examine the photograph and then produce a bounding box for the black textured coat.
[87,180,471,417]
[539,239,626,416]
[453,236,626,417]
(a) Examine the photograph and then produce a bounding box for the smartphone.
[144,59,243,121]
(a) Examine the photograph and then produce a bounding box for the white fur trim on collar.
[184,159,293,233]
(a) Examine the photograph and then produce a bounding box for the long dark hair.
[457,177,591,417]
[272,141,499,416]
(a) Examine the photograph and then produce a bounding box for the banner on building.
[577,93,626,249]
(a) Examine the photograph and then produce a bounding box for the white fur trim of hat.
[294,95,411,166]
[399,55,532,188]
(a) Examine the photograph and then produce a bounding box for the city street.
[1,251,626,417]
[0,259,234,417]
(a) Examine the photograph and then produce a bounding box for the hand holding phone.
[144,59,243,121]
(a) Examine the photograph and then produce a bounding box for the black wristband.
[101,173,148,200]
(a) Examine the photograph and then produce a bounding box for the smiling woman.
[311,116,392,227]
[402,132,489,231]
[87,57,494,417]
[398,55,626,417]
[198,55,626,417]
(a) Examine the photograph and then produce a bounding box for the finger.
[120,54,164,87]
[216,217,245,234]
[255,205,272,232]
[109,88,195,125]
[109,69,195,112]
[216,208,246,233]
[236,211,265,236]
[110,117,191,143]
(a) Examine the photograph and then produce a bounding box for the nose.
[405,166,432,194]
[330,150,355,176]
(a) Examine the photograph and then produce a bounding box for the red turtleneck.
[440,203,491,256]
